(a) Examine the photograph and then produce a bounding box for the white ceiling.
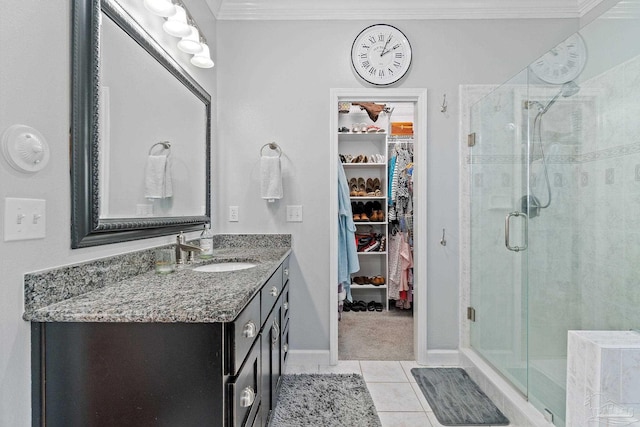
[205,0,605,20]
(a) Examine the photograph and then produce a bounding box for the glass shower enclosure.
[469,1,640,425]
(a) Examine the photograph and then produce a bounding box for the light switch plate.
[4,197,46,241]
[286,205,303,222]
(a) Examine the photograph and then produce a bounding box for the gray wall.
[0,1,216,425]
[0,2,577,425]
[215,19,577,353]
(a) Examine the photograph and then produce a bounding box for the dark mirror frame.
[71,0,211,248]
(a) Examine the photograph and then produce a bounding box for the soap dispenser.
[199,223,214,258]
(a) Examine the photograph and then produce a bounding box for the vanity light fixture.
[190,43,214,68]
[177,26,203,54]
[162,5,191,37]
[143,0,176,17]
[144,1,215,69]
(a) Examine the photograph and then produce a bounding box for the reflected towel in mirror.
[145,154,173,199]
[260,156,282,201]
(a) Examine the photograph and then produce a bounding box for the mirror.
[71,0,211,248]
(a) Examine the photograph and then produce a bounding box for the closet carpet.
[339,305,413,360]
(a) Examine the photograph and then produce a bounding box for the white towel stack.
[260,156,282,202]
[144,154,173,199]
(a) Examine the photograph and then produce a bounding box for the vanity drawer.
[281,321,290,368]
[228,341,260,427]
[283,256,290,285]
[229,294,261,376]
[260,264,283,325]
[281,284,290,332]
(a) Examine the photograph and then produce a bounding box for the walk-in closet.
[337,99,417,361]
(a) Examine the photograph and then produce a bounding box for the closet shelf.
[350,196,386,201]
[355,221,387,225]
[357,251,387,255]
[338,133,387,141]
[341,163,386,168]
[350,284,388,290]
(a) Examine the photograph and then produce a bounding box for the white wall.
[215,19,578,353]
[0,1,216,425]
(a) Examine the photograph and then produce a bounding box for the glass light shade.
[177,27,203,54]
[143,0,176,17]
[190,44,214,69]
[162,5,190,37]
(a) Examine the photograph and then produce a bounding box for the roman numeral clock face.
[529,33,587,85]
[351,24,412,86]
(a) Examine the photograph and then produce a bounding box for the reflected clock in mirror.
[71,0,211,248]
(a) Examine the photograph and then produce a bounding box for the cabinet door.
[260,303,282,424]
[228,341,260,427]
[35,322,224,427]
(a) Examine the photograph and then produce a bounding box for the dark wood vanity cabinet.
[31,256,290,427]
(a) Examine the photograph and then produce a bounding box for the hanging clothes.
[337,157,360,308]
[387,230,404,300]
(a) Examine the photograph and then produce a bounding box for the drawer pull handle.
[242,321,257,339]
[270,286,279,297]
[283,302,289,311]
[239,386,255,408]
[284,268,289,277]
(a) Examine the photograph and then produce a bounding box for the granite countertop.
[24,244,291,323]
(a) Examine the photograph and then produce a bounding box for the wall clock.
[351,24,412,86]
[529,33,587,85]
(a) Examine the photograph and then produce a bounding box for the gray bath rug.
[269,374,382,427]
[411,368,509,426]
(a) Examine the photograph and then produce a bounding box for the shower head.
[539,81,580,114]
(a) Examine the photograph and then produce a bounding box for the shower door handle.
[505,211,528,252]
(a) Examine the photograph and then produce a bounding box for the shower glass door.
[471,3,640,424]
[469,70,530,396]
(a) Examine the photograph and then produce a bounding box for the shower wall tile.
[566,331,640,427]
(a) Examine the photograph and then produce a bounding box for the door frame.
[329,88,428,364]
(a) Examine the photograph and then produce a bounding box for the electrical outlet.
[286,205,303,222]
[229,206,239,222]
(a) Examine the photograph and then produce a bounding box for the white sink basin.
[193,262,257,273]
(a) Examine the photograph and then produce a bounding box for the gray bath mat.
[269,374,382,427]
[411,368,509,426]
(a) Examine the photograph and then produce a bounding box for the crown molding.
[212,0,590,20]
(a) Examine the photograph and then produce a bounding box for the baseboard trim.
[287,350,331,366]
[420,349,460,366]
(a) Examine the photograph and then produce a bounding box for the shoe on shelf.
[366,178,375,196]
[372,276,386,286]
[367,301,376,311]
[356,202,369,221]
[357,178,367,197]
[372,178,382,196]
[375,302,383,312]
[349,178,358,197]
[343,300,352,311]
[353,276,365,285]
[378,236,386,252]
[361,238,381,252]
[351,202,362,221]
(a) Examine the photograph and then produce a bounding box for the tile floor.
[285,360,511,427]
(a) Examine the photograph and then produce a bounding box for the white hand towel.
[145,154,173,199]
[260,156,282,201]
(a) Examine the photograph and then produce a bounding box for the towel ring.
[149,141,171,155]
[260,142,282,158]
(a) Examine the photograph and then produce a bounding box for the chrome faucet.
[176,232,202,264]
